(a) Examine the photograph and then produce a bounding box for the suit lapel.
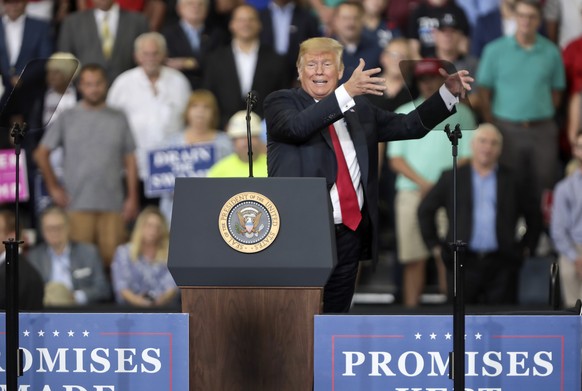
[226,49,243,98]
[261,13,274,47]
[85,11,106,61]
[40,244,53,281]
[15,18,33,70]
[344,108,369,188]
[495,166,507,230]
[0,20,10,76]
[111,12,127,59]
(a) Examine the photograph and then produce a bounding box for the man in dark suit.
[57,0,149,83]
[0,0,54,127]
[28,206,112,306]
[418,123,542,305]
[204,4,289,128]
[0,0,53,98]
[264,37,472,313]
[162,0,229,89]
[259,0,320,84]
[0,209,44,310]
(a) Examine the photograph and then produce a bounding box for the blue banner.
[315,315,581,391]
[146,144,216,197]
[1,313,189,390]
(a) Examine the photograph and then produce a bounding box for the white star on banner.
[415,333,422,340]
[38,330,45,337]
[430,333,437,340]
[23,330,30,337]
[475,332,482,340]
[445,333,452,340]
[82,330,90,337]
[68,330,75,337]
[53,330,60,337]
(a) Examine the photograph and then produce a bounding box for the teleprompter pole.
[4,122,27,391]
[444,124,466,390]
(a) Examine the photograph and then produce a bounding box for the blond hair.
[129,206,170,264]
[296,37,344,73]
[184,89,220,129]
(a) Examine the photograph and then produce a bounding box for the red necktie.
[329,124,362,231]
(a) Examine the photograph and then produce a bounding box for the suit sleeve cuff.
[439,84,459,112]
[335,85,356,113]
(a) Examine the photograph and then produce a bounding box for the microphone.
[246,90,258,111]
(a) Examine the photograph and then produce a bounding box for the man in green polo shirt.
[476,0,565,202]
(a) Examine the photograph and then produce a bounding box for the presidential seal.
[218,192,280,253]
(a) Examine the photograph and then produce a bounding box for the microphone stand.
[4,122,27,391]
[245,91,257,178]
[444,123,466,391]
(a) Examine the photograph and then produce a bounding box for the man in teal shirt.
[476,0,565,201]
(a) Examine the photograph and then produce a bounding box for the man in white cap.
[207,110,267,177]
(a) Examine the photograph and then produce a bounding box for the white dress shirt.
[2,14,25,66]
[329,84,459,225]
[94,3,120,42]
[232,40,259,99]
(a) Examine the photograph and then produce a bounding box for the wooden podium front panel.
[182,286,322,391]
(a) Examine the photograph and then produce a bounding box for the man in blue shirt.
[418,123,542,304]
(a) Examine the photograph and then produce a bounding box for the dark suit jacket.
[162,22,228,89]
[0,16,54,90]
[265,87,452,263]
[418,163,542,267]
[0,16,53,128]
[0,254,44,310]
[204,44,289,127]
[58,9,148,83]
[27,241,112,303]
[259,5,320,82]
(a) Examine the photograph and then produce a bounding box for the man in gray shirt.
[34,64,139,269]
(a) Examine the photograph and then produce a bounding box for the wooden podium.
[168,178,336,391]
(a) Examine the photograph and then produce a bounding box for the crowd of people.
[0,0,581,311]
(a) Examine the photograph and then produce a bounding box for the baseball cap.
[414,58,443,78]
[226,111,262,139]
[438,13,461,31]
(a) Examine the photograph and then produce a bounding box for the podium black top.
[168,177,337,287]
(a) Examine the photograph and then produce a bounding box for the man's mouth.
[313,80,328,85]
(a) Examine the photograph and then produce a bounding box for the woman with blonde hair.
[111,206,178,307]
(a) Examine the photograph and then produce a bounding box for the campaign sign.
[315,315,582,391]
[0,313,189,390]
[0,149,29,202]
[146,144,216,197]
